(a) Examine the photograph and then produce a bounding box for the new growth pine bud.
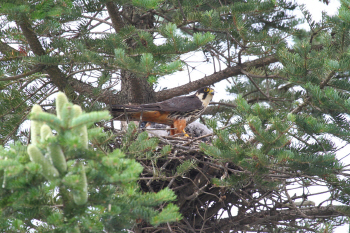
[27,144,59,180]
[72,162,88,205]
[30,104,44,145]
[56,92,68,120]
[72,105,88,149]
[41,124,67,174]
[27,92,110,205]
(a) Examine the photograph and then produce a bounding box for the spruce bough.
[0,92,181,232]
[27,92,105,204]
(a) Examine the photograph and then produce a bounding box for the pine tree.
[1,0,350,232]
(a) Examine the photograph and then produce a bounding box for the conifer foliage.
[1,0,350,232]
[0,93,180,232]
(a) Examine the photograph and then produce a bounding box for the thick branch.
[17,21,44,55]
[105,1,124,32]
[0,65,44,81]
[0,41,18,54]
[154,45,324,101]
[10,16,129,105]
[155,55,278,101]
[17,19,67,91]
[68,78,116,104]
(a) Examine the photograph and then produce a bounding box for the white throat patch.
[197,93,213,107]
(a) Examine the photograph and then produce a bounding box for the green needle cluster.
[27,92,110,205]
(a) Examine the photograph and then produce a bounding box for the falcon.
[111,87,214,135]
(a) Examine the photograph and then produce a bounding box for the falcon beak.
[209,89,214,95]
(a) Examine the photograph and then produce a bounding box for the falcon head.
[196,87,214,107]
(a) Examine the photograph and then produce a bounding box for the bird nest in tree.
[109,124,345,233]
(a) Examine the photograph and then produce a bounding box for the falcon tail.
[110,104,143,121]
[111,104,143,112]
[110,105,172,124]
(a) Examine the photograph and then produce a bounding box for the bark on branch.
[0,65,45,81]
[105,1,124,32]
[17,18,68,91]
[155,55,278,101]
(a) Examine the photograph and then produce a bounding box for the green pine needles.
[0,93,181,232]
[2,0,350,231]
[202,95,343,189]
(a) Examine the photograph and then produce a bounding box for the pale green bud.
[27,144,59,180]
[73,163,88,205]
[72,105,88,149]
[56,92,69,120]
[30,104,43,145]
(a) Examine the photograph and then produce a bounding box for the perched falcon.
[111,87,214,135]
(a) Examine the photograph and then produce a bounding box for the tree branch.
[17,18,68,91]
[290,70,335,114]
[154,45,324,101]
[0,41,18,54]
[0,65,44,81]
[155,55,278,101]
[216,206,344,232]
[15,19,111,102]
[240,69,286,80]
[82,15,113,27]
[209,102,237,108]
[105,1,124,32]
[241,69,271,100]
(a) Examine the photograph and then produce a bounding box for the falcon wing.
[111,94,203,113]
[139,94,203,112]
[110,94,203,125]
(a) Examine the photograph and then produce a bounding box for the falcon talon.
[111,87,214,135]
[182,129,190,137]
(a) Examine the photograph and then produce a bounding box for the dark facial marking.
[197,87,213,100]
[197,87,210,94]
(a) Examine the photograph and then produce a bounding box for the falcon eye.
[204,88,209,92]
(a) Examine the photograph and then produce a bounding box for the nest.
[108,125,344,232]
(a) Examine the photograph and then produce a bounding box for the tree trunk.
[118,5,156,105]
[119,70,155,104]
